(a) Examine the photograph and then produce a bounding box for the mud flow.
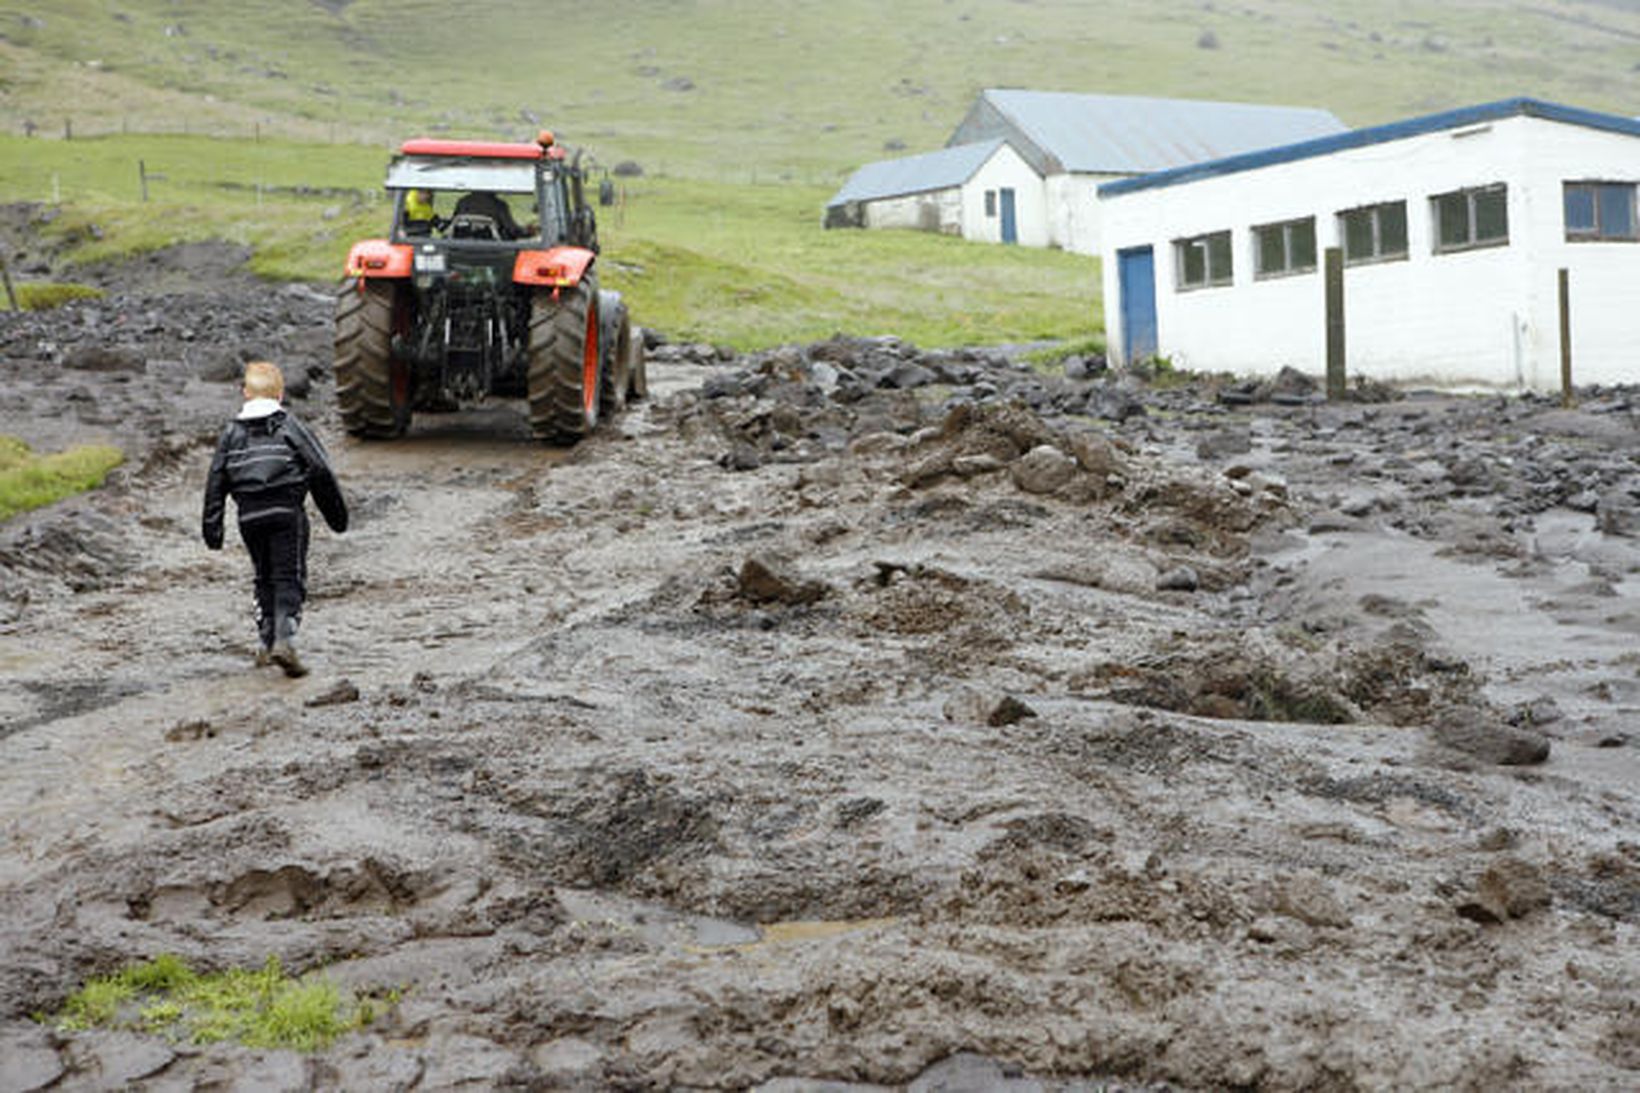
[1,228,1637,1089]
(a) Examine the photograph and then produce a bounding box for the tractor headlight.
[414,251,447,274]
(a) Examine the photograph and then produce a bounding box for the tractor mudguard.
[512,245,596,289]
[344,240,413,279]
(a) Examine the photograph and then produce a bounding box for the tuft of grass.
[7,282,106,310]
[0,436,125,520]
[53,954,395,1053]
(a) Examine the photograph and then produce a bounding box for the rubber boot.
[255,610,276,668]
[269,615,308,679]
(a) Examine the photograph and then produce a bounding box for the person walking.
[202,361,348,677]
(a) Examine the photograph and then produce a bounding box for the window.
[984,190,996,218]
[1564,181,1637,241]
[1338,201,1408,264]
[1253,217,1317,278]
[1432,184,1508,252]
[1175,230,1232,289]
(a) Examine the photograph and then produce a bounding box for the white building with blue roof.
[1098,98,1640,389]
[827,90,1348,254]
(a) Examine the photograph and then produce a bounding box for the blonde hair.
[243,361,285,400]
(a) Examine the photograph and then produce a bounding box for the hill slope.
[4,0,1640,180]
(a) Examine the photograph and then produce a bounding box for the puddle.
[555,888,897,953]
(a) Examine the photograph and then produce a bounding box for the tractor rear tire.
[628,327,649,401]
[527,280,602,443]
[600,300,632,417]
[334,278,411,438]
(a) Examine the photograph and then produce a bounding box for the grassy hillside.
[5,1,1640,181]
[0,132,1096,348]
[3,0,1635,350]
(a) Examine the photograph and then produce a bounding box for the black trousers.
[238,508,309,648]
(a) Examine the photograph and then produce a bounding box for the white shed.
[1099,98,1640,390]
[949,89,1348,255]
[825,139,1047,247]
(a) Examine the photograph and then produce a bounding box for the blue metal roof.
[1099,97,1640,198]
[970,89,1347,174]
[828,139,1009,207]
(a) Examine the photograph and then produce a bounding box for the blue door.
[1118,246,1157,363]
[999,188,1017,244]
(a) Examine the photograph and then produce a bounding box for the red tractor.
[334,131,645,441]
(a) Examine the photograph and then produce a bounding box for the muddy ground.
[1,218,1638,1090]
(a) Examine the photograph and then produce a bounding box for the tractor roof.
[399,138,543,160]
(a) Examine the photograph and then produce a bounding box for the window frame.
[1252,216,1318,280]
[1173,229,1234,291]
[984,190,997,218]
[1430,183,1509,254]
[1564,180,1638,242]
[1337,201,1409,266]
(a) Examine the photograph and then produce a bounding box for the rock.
[1197,428,1254,460]
[63,345,145,373]
[1156,565,1200,592]
[1010,444,1077,494]
[305,679,361,708]
[737,555,828,606]
[1274,874,1353,929]
[1430,708,1550,766]
[952,453,1007,477]
[942,688,1036,727]
[1596,490,1640,538]
[988,695,1038,727]
[1457,857,1552,923]
[885,361,935,389]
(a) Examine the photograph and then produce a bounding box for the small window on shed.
[984,190,997,218]
[1564,181,1637,241]
[1338,201,1408,264]
[1432,184,1508,253]
[1174,230,1233,290]
[1253,217,1317,278]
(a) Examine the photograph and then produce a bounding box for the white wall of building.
[959,144,1049,247]
[1100,114,1640,389]
[1046,173,1116,255]
[863,188,962,234]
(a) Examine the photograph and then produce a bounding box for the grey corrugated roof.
[827,139,1008,207]
[971,90,1348,174]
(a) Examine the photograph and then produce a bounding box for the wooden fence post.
[1325,246,1346,400]
[1559,267,1573,408]
[0,248,19,311]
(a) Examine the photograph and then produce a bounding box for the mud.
[1,223,1638,1090]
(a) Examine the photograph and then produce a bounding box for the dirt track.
[1,232,1638,1090]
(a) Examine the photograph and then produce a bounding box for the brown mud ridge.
[1,237,1639,1089]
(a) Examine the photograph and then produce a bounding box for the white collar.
[237,397,283,420]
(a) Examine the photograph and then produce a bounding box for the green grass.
[53,954,394,1052]
[0,133,1100,348]
[5,1,1639,179]
[3,282,106,310]
[0,436,125,521]
[6,1,1631,349]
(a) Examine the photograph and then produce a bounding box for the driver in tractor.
[452,189,526,240]
[402,188,445,236]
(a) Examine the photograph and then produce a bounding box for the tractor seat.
[449,213,501,240]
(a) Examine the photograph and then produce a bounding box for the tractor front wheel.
[333,278,411,438]
[527,281,601,443]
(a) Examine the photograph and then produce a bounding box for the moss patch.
[53,954,396,1052]
[0,436,125,520]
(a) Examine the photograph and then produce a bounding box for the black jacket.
[202,408,348,549]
